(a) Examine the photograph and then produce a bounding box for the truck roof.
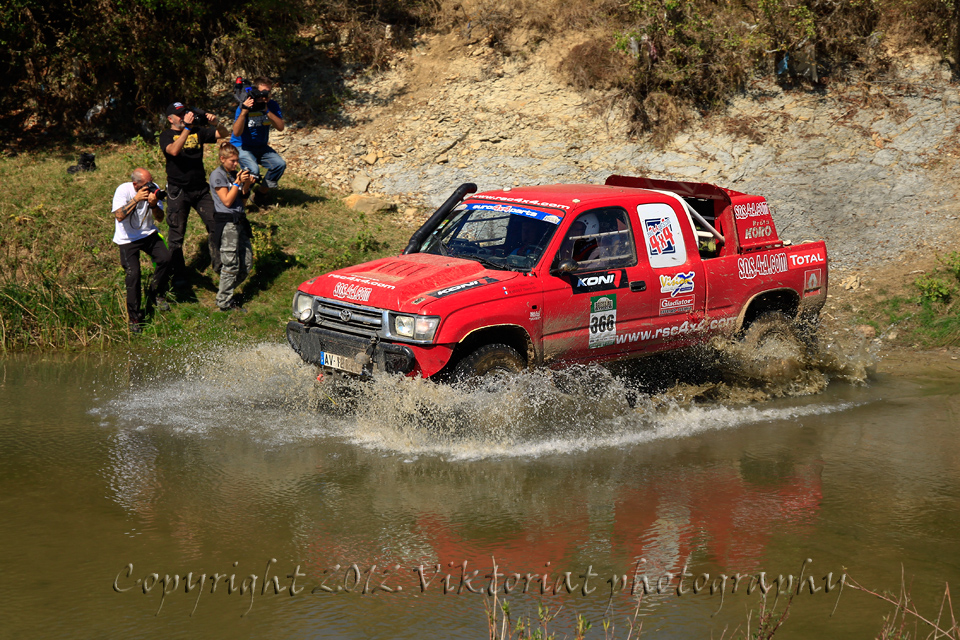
[470,177,752,212]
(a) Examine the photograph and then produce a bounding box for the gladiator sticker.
[644,217,677,256]
[659,272,696,297]
[789,249,827,268]
[571,270,627,294]
[332,282,372,302]
[428,277,498,299]
[738,253,788,280]
[803,269,823,292]
[659,295,694,316]
[589,294,617,348]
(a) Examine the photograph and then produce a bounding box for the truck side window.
[555,207,636,272]
[638,202,688,269]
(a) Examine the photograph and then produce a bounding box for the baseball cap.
[166,102,186,117]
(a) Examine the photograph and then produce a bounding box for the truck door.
[539,206,655,362]
[627,201,708,347]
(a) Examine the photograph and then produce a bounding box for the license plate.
[320,350,364,375]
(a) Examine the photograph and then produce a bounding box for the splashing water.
[96,328,875,460]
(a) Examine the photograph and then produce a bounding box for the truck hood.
[298,253,520,312]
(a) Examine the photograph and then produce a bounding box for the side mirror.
[551,259,579,276]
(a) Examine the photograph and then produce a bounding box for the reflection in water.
[3,342,958,638]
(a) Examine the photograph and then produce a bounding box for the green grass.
[854,256,960,349]
[0,141,415,351]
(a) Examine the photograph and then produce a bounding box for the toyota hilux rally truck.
[286,176,827,380]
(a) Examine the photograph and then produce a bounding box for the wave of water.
[94,329,874,460]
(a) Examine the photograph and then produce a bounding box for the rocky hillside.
[270,32,960,278]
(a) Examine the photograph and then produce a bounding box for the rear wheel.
[738,312,806,383]
[452,343,525,384]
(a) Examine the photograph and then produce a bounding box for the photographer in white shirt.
[111,167,173,333]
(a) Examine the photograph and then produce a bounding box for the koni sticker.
[659,271,695,297]
[788,248,827,268]
[737,253,788,280]
[589,294,617,348]
[644,217,677,256]
[428,277,499,299]
[659,295,694,316]
[571,270,628,294]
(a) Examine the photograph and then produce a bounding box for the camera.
[184,108,209,126]
[144,183,167,201]
[234,77,270,112]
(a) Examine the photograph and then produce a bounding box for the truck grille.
[313,297,383,338]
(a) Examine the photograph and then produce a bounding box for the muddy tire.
[738,312,806,383]
[452,343,525,384]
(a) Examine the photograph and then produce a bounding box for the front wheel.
[452,343,525,384]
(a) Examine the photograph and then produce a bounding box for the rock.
[351,174,371,193]
[343,194,395,214]
[436,154,449,164]
[855,324,877,339]
[362,152,378,165]
[841,274,862,290]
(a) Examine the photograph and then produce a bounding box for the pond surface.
[1,343,958,638]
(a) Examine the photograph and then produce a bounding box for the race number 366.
[589,294,617,348]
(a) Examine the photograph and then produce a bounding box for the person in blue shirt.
[231,76,286,206]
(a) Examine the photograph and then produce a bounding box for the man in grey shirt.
[210,143,257,311]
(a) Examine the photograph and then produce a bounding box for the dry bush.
[636,92,690,146]
[721,115,767,144]
[561,38,633,91]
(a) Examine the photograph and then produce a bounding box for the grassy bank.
[0,142,414,351]
[832,252,960,350]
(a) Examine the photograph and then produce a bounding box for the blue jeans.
[238,146,286,189]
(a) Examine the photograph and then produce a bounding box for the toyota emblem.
[339,309,352,322]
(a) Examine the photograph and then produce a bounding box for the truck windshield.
[420,203,561,271]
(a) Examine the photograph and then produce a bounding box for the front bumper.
[286,321,416,375]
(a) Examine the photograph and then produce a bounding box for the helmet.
[578,213,599,236]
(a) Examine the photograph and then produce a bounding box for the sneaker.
[129,322,143,334]
[148,295,171,312]
[218,300,247,313]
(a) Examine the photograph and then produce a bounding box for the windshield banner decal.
[465,202,563,225]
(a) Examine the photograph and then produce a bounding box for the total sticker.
[589,294,617,349]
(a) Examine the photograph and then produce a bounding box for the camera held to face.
[234,77,270,112]
[144,183,167,201]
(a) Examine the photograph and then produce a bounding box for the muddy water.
[1,343,959,638]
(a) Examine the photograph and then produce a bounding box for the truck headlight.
[391,314,441,341]
[294,292,313,316]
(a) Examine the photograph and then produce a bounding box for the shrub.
[914,274,953,303]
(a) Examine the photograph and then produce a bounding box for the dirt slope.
[272,34,960,285]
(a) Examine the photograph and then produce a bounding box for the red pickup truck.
[286,176,827,380]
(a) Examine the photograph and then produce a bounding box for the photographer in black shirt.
[158,102,223,287]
